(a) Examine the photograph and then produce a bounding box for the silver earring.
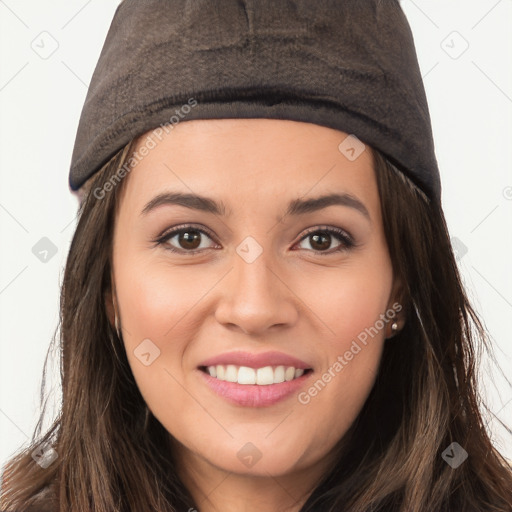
[391,322,398,334]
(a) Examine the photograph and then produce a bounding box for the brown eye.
[156,226,217,253]
[296,227,355,254]
[155,224,355,255]
[176,230,202,250]
[309,232,332,251]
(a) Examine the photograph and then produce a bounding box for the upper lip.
[198,350,312,370]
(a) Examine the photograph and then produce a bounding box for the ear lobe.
[385,275,407,338]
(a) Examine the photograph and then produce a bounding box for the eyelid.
[156,223,217,242]
[298,225,353,243]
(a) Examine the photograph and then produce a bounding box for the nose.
[214,249,299,336]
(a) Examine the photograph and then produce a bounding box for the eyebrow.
[140,191,371,222]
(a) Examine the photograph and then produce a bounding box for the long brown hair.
[1,139,511,512]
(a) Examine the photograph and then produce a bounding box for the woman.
[2,1,511,511]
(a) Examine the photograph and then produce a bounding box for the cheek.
[113,250,207,405]
[297,256,392,435]
[116,251,207,341]
[312,256,392,353]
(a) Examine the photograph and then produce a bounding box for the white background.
[1,0,511,472]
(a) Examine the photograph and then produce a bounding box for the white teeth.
[256,366,274,385]
[274,365,285,383]
[285,366,295,381]
[225,364,238,382]
[238,366,256,384]
[205,364,308,385]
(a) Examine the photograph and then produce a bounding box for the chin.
[198,435,313,477]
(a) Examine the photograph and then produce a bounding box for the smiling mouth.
[199,365,313,386]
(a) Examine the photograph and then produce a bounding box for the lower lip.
[197,369,312,407]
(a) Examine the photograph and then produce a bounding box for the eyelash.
[153,224,356,256]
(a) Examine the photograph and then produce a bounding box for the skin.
[106,119,403,512]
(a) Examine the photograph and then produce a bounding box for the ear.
[385,275,406,337]
[105,271,116,328]
[388,274,405,311]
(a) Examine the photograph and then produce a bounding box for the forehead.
[120,119,378,217]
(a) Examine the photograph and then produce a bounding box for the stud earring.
[386,321,399,339]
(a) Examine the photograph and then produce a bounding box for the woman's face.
[110,119,400,481]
